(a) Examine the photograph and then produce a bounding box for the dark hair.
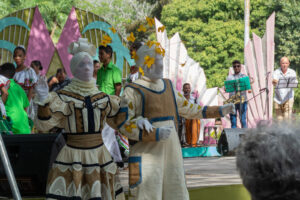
[31,60,43,70]
[183,83,190,88]
[93,60,99,64]
[131,41,143,51]
[232,60,241,65]
[98,45,113,58]
[13,46,26,55]
[56,68,66,75]
[0,62,16,78]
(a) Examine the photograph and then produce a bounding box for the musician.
[272,56,297,120]
[181,83,201,146]
[226,60,247,128]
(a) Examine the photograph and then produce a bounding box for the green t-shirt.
[96,61,122,95]
[5,79,30,134]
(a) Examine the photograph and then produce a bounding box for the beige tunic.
[35,88,125,200]
[118,76,222,200]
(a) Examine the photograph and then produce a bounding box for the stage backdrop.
[155,13,275,129]
[0,6,134,79]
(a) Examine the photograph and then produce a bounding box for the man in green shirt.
[0,63,30,134]
[97,45,122,96]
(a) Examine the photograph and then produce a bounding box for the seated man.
[236,123,300,200]
[48,68,71,92]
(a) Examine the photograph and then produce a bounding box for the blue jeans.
[230,102,247,128]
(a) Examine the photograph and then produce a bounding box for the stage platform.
[182,146,221,157]
[119,156,242,190]
[5,157,250,200]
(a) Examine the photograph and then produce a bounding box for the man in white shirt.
[272,57,297,120]
[226,60,248,128]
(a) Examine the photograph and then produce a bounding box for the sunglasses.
[233,65,241,68]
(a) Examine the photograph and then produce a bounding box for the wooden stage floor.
[119,156,242,192]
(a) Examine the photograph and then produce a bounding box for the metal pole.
[244,0,250,49]
[0,134,21,200]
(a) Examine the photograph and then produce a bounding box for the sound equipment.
[217,128,249,155]
[0,133,65,197]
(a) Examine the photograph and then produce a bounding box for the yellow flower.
[146,17,155,27]
[190,104,194,109]
[155,47,165,57]
[103,35,112,43]
[158,25,165,32]
[197,105,201,110]
[178,92,183,97]
[109,26,116,33]
[131,51,139,60]
[100,40,108,47]
[137,25,146,32]
[100,35,112,47]
[129,102,133,110]
[183,100,188,107]
[146,40,155,48]
[139,67,144,76]
[144,55,155,68]
[127,32,136,42]
[181,61,187,67]
[124,122,137,133]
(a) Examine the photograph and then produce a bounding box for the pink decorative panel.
[56,7,82,78]
[24,7,55,75]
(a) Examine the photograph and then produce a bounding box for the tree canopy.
[161,0,300,86]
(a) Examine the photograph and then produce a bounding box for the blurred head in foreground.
[236,122,300,200]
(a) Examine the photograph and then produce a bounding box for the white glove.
[158,126,172,140]
[137,118,153,133]
[35,76,49,103]
[221,103,236,116]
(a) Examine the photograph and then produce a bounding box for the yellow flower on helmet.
[197,105,201,110]
[146,17,155,27]
[127,32,136,42]
[131,51,139,61]
[137,25,146,32]
[190,104,194,109]
[146,40,155,48]
[155,46,165,57]
[178,92,183,97]
[139,67,145,76]
[109,26,116,34]
[158,26,165,32]
[144,56,155,68]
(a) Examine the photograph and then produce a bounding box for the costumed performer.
[34,38,125,200]
[118,44,235,200]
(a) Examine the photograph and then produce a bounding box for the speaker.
[217,128,249,155]
[0,133,65,197]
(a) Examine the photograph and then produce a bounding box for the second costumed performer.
[117,44,235,200]
[34,38,125,199]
